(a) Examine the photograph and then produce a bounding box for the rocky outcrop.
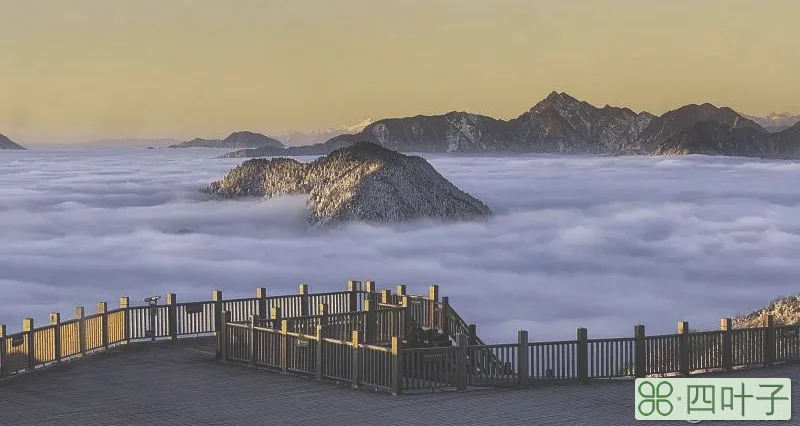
[206,142,492,226]
[734,295,800,328]
[0,134,26,150]
[170,131,284,149]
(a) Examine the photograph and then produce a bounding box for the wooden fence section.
[220,313,402,394]
[0,281,435,378]
[5,279,799,397]
[218,306,800,395]
[412,316,800,392]
[250,302,410,343]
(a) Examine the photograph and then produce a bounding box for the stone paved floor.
[1,338,799,425]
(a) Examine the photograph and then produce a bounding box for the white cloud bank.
[1,148,799,343]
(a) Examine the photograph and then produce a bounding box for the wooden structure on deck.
[2,280,799,395]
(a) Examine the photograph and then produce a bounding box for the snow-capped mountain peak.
[325,118,375,134]
[742,112,800,133]
[278,119,376,146]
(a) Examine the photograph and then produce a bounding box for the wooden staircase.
[441,304,514,377]
[401,305,512,389]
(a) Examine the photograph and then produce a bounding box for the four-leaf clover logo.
[638,380,675,416]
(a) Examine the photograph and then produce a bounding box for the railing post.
[218,310,231,362]
[467,324,478,375]
[280,319,289,373]
[451,333,464,391]
[97,302,109,350]
[75,306,86,357]
[396,306,406,340]
[50,313,62,363]
[763,314,775,367]
[351,330,361,388]
[119,296,130,344]
[212,290,223,359]
[518,330,529,388]
[391,336,403,395]
[381,290,392,336]
[347,280,360,312]
[166,293,177,340]
[428,285,439,330]
[400,296,410,338]
[270,307,282,330]
[468,324,477,345]
[720,318,733,371]
[441,296,450,336]
[577,327,588,385]
[363,299,374,344]
[0,325,6,377]
[212,289,223,332]
[299,284,309,316]
[364,280,377,306]
[678,321,690,377]
[256,287,267,320]
[634,324,646,378]
[319,303,329,328]
[23,318,34,370]
[249,314,256,366]
[315,324,324,382]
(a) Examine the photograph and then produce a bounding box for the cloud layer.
[2,148,800,343]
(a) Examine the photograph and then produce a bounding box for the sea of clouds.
[1,148,800,342]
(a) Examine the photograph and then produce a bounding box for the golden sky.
[1,0,798,143]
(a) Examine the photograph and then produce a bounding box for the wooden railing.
[404,315,800,392]
[439,299,509,376]
[220,313,403,393]
[0,280,444,379]
[227,303,737,394]
[249,306,408,343]
[6,280,793,397]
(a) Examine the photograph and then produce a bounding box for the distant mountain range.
[79,138,182,148]
[276,118,375,146]
[742,112,800,133]
[169,131,284,149]
[218,92,800,160]
[0,133,26,150]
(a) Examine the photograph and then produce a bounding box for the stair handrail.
[444,303,511,375]
[445,304,485,345]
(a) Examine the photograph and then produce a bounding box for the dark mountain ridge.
[220,94,800,160]
[0,133,26,150]
[170,131,284,149]
[634,103,767,154]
